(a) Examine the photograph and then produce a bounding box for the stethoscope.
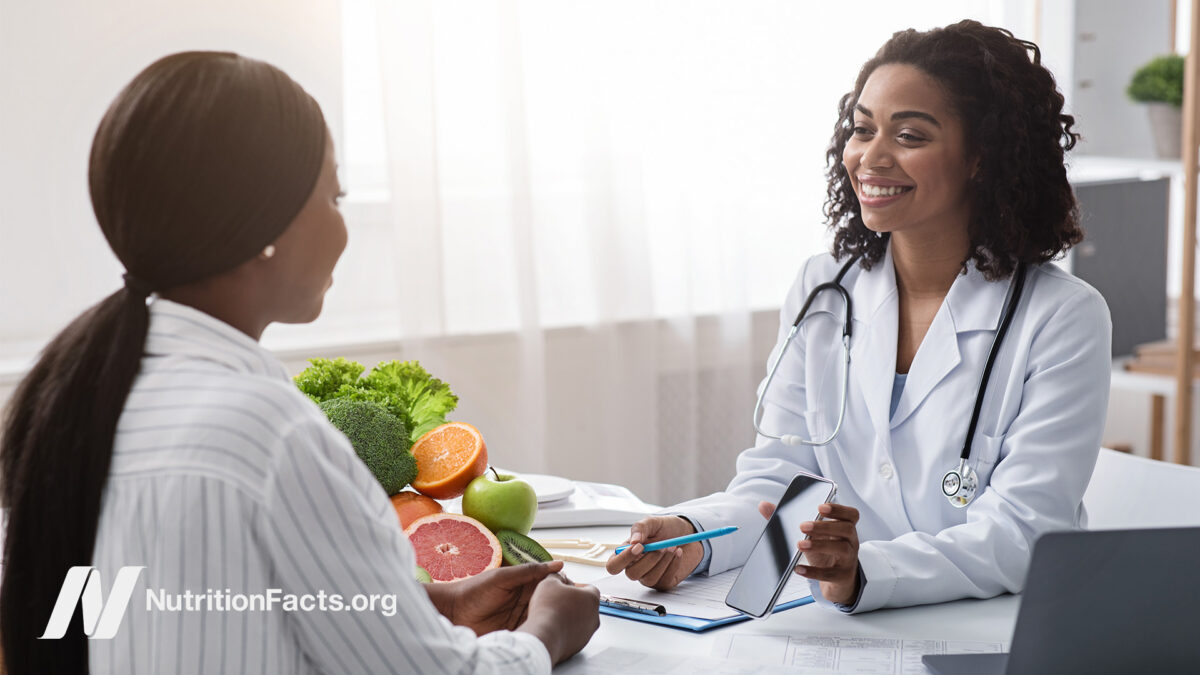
[752,255,1027,508]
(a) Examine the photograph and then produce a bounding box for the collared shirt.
[88,299,550,674]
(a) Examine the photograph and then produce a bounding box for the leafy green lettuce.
[364,361,459,442]
[294,358,458,443]
[294,357,364,402]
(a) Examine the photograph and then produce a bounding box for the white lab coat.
[673,244,1112,613]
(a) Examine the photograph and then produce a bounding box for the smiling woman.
[825,21,1083,281]
[608,20,1112,618]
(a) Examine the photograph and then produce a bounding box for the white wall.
[0,0,343,361]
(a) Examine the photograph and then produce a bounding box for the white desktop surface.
[538,525,1021,671]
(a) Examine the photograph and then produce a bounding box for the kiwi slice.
[414,565,432,583]
[497,530,553,566]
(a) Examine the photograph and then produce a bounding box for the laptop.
[923,527,1200,674]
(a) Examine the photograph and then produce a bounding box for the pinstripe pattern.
[89,299,551,674]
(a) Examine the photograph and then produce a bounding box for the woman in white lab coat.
[608,20,1112,613]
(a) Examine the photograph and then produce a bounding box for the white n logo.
[39,566,145,640]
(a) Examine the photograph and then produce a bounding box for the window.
[309,0,1037,345]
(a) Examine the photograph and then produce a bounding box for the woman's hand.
[425,560,564,635]
[517,573,601,665]
[604,515,704,590]
[759,501,862,606]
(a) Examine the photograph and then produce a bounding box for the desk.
[537,525,1021,672]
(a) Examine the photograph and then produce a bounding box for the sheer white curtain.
[0,0,1035,505]
[313,0,1035,504]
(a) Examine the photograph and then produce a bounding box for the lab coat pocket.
[971,432,1005,488]
[802,407,826,440]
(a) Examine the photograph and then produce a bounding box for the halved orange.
[410,422,489,500]
[390,490,444,529]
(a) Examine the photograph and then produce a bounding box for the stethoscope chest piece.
[941,459,978,508]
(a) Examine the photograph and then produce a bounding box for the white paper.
[711,634,1006,674]
[595,568,812,620]
[557,647,840,675]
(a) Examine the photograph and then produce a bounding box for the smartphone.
[725,471,837,618]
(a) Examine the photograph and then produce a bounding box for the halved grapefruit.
[404,513,502,582]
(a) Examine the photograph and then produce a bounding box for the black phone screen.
[725,472,836,617]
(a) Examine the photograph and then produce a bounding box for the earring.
[261,244,276,259]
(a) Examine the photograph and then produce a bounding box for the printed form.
[713,634,1006,674]
[557,647,840,675]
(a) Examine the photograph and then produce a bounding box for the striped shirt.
[88,299,550,674]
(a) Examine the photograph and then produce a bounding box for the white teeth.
[862,184,908,197]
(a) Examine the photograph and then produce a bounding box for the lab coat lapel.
[889,261,1006,429]
[849,250,899,444]
[888,297,961,430]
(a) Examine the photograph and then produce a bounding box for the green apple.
[462,468,538,535]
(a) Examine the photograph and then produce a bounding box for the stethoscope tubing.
[755,256,1028,469]
[753,256,859,447]
[958,262,1027,462]
[752,322,851,446]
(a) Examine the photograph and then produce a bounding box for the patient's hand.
[604,516,704,590]
[425,560,564,635]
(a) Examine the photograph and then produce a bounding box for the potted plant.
[1127,54,1185,159]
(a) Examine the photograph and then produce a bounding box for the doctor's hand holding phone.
[745,478,862,609]
[607,471,861,606]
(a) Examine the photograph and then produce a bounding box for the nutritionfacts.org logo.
[39,566,144,640]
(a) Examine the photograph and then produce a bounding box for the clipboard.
[594,568,816,632]
[599,594,815,632]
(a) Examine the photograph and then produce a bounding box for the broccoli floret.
[333,387,414,435]
[318,398,416,494]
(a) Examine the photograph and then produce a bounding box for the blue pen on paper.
[613,526,738,555]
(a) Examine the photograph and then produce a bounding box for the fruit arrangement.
[297,357,552,581]
[400,426,550,581]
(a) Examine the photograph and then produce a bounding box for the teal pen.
[614,526,738,555]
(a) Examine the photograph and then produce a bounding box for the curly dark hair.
[823,20,1082,280]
